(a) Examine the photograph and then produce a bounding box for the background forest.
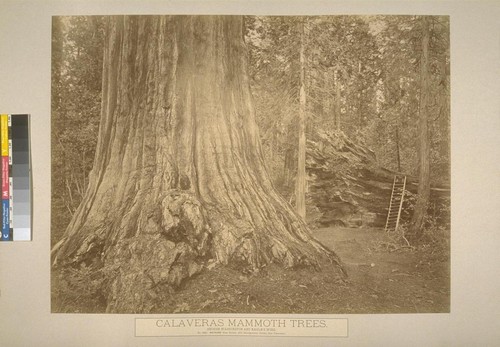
[52,15,450,246]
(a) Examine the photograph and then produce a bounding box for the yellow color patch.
[0,114,8,156]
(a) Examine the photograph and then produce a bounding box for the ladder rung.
[385,175,406,232]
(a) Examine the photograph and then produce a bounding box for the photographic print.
[51,15,450,314]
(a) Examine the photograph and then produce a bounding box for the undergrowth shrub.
[52,264,109,313]
[398,189,450,257]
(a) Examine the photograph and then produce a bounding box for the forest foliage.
[51,15,450,246]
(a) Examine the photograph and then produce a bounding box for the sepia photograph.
[50,15,450,314]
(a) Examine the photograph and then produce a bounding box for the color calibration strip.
[0,114,31,241]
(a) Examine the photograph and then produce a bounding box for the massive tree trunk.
[51,15,344,313]
[296,19,307,219]
[409,17,431,240]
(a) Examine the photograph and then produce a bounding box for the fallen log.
[306,130,449,228]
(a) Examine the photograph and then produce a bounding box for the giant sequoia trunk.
[52,15,344,313]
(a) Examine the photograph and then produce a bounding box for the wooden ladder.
[384,175,406,233]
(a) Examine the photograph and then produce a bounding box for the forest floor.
[152,227,450,314]
[52,227,450,314]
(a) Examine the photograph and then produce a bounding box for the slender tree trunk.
[334,69,341,130]
[323,69,331,125]
[395,126,401,172]
[296,19,307,219]
[52,15,344,313]
[283,147,295,189]
[357,62,362,128]
[51,17,64,111]
[283,148,290,187]
[409,17,431,240]
[357,91,362,128]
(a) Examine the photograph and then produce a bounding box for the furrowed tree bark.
[409,16,431,240]
[51,15,344,313]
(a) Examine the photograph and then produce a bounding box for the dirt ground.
[313,227,450,313]
[149,227,450,314]
[52,227,450,314]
